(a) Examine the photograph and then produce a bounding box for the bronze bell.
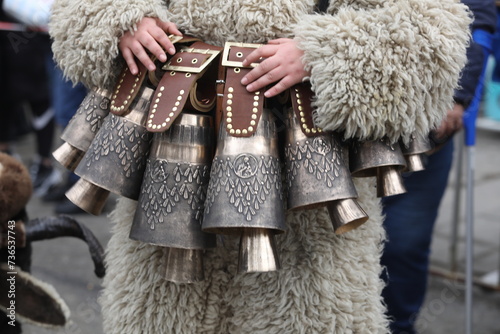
[53,87,111,171]
[202,108,286,273]
[66,86,154,215]
[162,247,205,283]
[238,228,280,272]
[400,134,432,172]
[326,199,368,235]
[283,107,368,234]
[349,138,407,198]
[129,112,215,283]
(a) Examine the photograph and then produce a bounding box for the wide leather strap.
[220,42,265,137]
[290,82,324,137]
[110,62,148,116]
[146,42,222,132]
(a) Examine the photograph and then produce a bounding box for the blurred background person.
[0,0,61,197]
[380,1,497,333]
[1,0,87,213]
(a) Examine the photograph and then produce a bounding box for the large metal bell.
[66,86,154,215]
[349,138,407,197]
[129,112,215,282]
[282,107,368,234]
[202,108,285,273]
[53,87,111,171]
[283,107,359,209]
[400,134,432,172]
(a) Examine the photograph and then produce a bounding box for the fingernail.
[241,77,248,85]
[168,47,176,55]
[159,54,167,62]
[148,64,156,71]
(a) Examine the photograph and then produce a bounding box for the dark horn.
[25,215,105,278]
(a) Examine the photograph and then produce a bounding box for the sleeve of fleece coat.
[49,0,169,89]
[294,0,472,144]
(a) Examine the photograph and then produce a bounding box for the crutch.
[460,28,494,334]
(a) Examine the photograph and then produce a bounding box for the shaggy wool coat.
[50,0,471,333]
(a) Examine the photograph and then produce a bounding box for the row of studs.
[225,85,260,135]
[294,87,322,134]
[110,70,141,113]
[147,73,187,130]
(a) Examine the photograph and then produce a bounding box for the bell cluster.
[52,39,433,283]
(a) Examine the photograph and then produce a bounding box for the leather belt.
[146,42,222,132]
[218,42,265,137]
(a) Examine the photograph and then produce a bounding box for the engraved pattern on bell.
[285,136,342,189]
[84,114,151,178]
[205,154,282,222]
[233,154,258,178]
[61,88,111,152]
[76,90,109,134]
[139,159,210,230]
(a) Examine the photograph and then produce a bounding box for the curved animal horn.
[25,215,105,278]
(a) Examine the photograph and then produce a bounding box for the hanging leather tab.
[109,62,148,116]
[146,42,222,132]
[220,42,265,137]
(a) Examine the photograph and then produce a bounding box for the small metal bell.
[400,134,432,172]
[238,228,280,273]
[349,138,407,197]
[162,247,205,283]
[53,87,111,171]
[202,108,285,273]
[129,113,215,282]
[65,178,110,215]
[326,198,369,235]
[67,86,154,215]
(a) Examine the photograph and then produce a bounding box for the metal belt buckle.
[168,34,184,44]
[221,42,262,68]
[162,47,221,74]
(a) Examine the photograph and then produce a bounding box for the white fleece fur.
[100,178,389,333]
[49,0,470,332]
[295,0,471,144]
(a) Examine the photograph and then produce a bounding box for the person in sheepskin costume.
[49,0,471,333]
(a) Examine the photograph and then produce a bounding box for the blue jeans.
[45,53,87,184]
[48,62,87,128]
[381,139,454,334]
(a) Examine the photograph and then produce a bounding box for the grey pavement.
[12,124,500,334]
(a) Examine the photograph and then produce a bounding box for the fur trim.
[0,153,32,222]
[100,178,389,333]
[295,0,471,144]
[0,265,70,328]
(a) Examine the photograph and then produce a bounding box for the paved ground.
[11,125,500,334]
